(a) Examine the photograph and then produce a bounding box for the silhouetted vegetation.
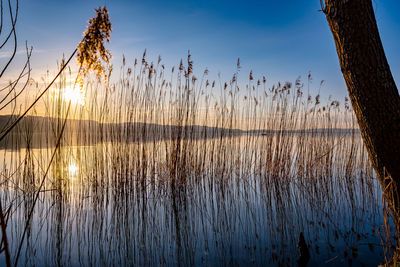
[0,1,397,266]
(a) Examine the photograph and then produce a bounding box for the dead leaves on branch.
[77,6,112,84]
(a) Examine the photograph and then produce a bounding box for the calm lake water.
[0,133,393,266]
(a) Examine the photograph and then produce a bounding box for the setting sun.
[63,86,85,106]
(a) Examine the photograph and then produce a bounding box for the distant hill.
[0,115,244,149]
[0,115,360,150]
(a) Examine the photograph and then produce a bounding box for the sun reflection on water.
[67,162,79,180]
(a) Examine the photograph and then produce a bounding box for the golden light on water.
[67,162,79,180]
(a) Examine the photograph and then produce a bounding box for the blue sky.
[9,0,400,100]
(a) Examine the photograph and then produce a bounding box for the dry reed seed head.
[224,82,227,90]
[212,81,215,88]
[283,82,291,91]
[232,74,237,83]
[331,100,339,107]
[297,88,303,98]
[344,96,350,110]
[295,77,302,88]
[249,71,254,81]
[134,58,138,66]
[237,58,241,70]
[315,94,320,105]
[77,6,112,82]
[263,76,266,84]
[158,55,162,64]
[206,80,209,87]
[254,97,258,105]
[123,55,126,66]
[204,68,209,75]
[60,58,66,69]
[172,66,175,73]
[142,49,147,65]
[192,76,197,85]
[179,60,184,72]
[148,63,154,79]
[187,51,193,76]
[257,80,261,86]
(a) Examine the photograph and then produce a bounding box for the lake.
[0,132,393,266]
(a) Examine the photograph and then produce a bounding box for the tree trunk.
[323,0,400,187]
[323,2,400,262]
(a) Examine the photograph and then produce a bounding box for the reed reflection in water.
[0,131,389,266]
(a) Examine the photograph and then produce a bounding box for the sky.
[4,0,400,102]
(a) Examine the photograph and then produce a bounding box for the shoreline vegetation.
[1,58,384,265]
[0,4,396,266]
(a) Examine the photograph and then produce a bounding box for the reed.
[0,47,391,266]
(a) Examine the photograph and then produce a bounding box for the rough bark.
[323,0,400,187]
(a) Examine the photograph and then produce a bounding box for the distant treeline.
[0,115,360,150]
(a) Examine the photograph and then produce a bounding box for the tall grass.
[0,52,389,266]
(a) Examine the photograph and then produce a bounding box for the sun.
[62,85,85,106]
